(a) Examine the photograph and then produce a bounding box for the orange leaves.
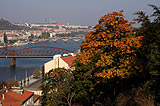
[119,10,124,13]
[95,54,113,67]
[95,68,130,79]
[79,11,143,79]
[129,22,136,25]
[108,34,113,38]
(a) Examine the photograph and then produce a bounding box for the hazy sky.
[0,0,159,26]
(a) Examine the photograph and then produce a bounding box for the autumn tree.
[73,11,143,105]
[33,69,41,78]
[6,78,19,88]
[80,10,143,79]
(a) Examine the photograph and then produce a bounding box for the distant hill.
[0,18,31,30]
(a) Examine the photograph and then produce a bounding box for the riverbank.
[19,75,41,89]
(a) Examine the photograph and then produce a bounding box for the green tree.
[72,11,143,105]
[28,33,34,41]
[41,32,50,38]
[3,32,8,43]
[134,4,160,103]
[41,68,75,106]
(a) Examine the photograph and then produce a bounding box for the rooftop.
[0,88,34,105]
[61,55,77,66]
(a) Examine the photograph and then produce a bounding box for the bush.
[116,87,155,106]
[0,81,7,89]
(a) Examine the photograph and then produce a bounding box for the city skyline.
[0,0,159,26]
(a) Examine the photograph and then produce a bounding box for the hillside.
[0,18,30,30]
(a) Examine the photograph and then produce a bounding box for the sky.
[0,0,159,26]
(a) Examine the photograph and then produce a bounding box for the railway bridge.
[0,46,73,68]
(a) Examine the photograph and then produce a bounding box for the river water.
[0,40,82,81]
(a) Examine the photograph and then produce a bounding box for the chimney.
[5,89,8,93]
[2,92,5,100]
[20,90,24,95]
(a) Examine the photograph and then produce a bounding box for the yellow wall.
[44,57,70,74]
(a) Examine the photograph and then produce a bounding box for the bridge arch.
[0,46,73,57]
[0,46,73,67]
[52,37,84,43]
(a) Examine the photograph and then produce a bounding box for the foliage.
[28,33,35,41]
[8,39,17,44]
[0,81,7,89]
[80,10,143,79]
[116,87,155,106]
[3,32,8,44]
[41,68,75,106]
[72,11,143,105]
[41,32,50,38]
[134,4,160,103]
[33,69,41,78]
[6,78,19,88]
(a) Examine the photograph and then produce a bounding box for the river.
[0,40,82,82]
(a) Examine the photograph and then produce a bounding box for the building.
[6,34,19,41]
[0,31,4,43]
[0,87,40,106]
[44,53,78,73]
[23,87,41,106]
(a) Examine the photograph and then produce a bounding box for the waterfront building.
[44,53,78,73]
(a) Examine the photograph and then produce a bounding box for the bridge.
[38,37,85,43]
[52,37,84,43]
[0,46,73,67]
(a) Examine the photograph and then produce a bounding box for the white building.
[44,53,78,73]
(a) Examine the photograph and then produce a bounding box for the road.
[27,78,42,89]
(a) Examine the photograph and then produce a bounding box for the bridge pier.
[10,57,16,68]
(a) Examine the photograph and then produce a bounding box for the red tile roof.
[33,94,40,99]
[61,55,77,66]
[7,34,18,37]
[74,52,80,56]
[2,102,21,106]
[55,24,66,26]
[33,94,40,102]
[0,31,4,34]
[0,88,34,105]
